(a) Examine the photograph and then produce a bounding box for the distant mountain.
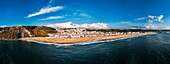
[0,26,57,40]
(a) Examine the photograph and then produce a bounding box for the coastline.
[20,32,157,44]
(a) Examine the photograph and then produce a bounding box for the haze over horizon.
[0,0,170,29]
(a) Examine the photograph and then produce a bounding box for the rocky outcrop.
[0,26,57,40]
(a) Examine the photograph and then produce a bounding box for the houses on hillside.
[48,28,143,38]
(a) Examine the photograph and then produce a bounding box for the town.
[0,26,169,40]
[47,28,147,38]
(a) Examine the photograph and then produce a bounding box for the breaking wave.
[25,34,156,46]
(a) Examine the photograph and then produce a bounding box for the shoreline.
[20,32,157,44]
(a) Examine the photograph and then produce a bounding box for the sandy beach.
[21,32,156,44]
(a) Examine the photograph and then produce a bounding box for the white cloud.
[148,15,154,19]
[158,15,164,22]
[132,15,164,29]
[135,17,146,21]
[80,13,91,18]
[144,15,163,29]
[163,26,170,29]
[147,15,164,23]
[144,24,158,29]
[39,16,64,20]
[47,21,108,29]
[148,19,153,23]
[135,15,164,23]
[0,25,7,27]
[120,21,132,25]
[131,24,158,29]
[26,6,63,18]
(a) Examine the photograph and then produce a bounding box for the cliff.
[0,26,57,40]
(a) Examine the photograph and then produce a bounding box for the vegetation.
[0,26,169,40]
[31,26,57,37]
[0,30,18,40]
[0,26,57,40]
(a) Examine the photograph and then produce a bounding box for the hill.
[0,26,57,40]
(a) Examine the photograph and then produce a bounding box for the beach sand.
[21,32,156,44]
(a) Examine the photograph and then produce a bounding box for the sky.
[0,0,170,29]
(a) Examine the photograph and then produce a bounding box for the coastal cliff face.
[0,26,57,40]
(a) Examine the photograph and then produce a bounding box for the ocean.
[0,33,170,64]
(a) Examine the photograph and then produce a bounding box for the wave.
[24,34,157,46]
[25,40,103,46]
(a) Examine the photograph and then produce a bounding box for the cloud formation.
[144,24,158,29]
[163,26,170,29]
[135,15,164,22]
[131,24,158,29]
[145,15,163,29]
[79,13,91,18]
[26,6,63,18]
[148,15,163,23]
[0,25,7,27]
[132,15,164,29]
[135,17,146,21]
[47,21,108,29]
[39,16,64,20]
[120,21,132,25]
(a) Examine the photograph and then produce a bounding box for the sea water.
[0,33,170,64]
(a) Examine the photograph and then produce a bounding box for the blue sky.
[0,0,170,29]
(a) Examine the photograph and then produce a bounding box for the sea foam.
[25,37,129,46]
[24,34,157,46]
